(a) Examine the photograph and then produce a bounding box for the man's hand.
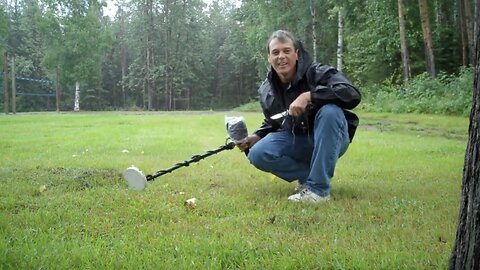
[236,134,261,152]
[289,91,311,116]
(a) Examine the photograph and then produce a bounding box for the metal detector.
[123,116,248,190]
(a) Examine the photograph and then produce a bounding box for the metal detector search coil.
[123,166,147,190]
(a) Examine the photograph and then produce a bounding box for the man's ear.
[295,49,300,61]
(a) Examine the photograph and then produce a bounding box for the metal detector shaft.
[146,141,236,181]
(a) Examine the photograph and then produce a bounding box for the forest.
[0,0,475,114]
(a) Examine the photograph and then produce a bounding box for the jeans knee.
[315,104,345,125]
[317,104,342,118]
[247,146,262,168]
[248,146,274,171]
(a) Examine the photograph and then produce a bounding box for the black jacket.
[254,43,361,141]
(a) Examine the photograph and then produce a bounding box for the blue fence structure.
[1,75,57,113]
[0,76,55,97]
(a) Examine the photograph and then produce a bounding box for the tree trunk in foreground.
[449,2,480,265]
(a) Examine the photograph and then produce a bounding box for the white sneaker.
[288,189,330,203]
[294,182,307,193]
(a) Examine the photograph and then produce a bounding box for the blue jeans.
[247,104,350,197]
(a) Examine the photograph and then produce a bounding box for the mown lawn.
[0,111,468,269]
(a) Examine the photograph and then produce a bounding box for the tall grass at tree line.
[0,111,468,269]
[359,68,473,116]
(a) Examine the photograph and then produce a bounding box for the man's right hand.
[236,134,261,152]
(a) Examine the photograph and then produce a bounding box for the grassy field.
[0,111,468,269]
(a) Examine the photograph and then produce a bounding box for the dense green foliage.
[0,0,474,114]
[0,112,466,268]
[360,68,473,116]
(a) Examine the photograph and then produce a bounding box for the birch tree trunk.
[74,81,80,111]
[418,0,436,78]
[146,45,152,110]
[309,0,317,62]
[164,0,172,111]
[11,54,15,114]
[120,6,127,108]
[55,66,60,112]
[449,1,480,266]
[398,0,411,82]
[336,10,344,72]
[145,0,153,110]
[3,51,8,114]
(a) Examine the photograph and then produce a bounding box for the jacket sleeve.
[252,80,281,138]
[309,64,361,110]
[253,119,277,138]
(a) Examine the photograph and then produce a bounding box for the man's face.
[268,38,298,82]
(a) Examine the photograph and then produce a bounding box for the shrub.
[360,68,473,116]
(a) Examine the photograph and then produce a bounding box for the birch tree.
[309,0,317,62]
[1,6,8,113]
[336,9,344,71]
[398,0,411,82]
[116,1,128,107]
[145,0,155,110]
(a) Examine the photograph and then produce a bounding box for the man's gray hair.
[266,30,299,54]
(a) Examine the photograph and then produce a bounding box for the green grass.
[0,111,467,269]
